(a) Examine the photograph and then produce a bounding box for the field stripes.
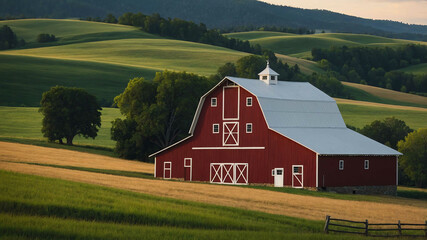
[335,98,427,112]
[342,82,427,108]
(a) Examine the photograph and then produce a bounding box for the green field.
[399,63,427,75]
[0,107,119,148]
[0,170,366,240]
[226,31,426,58]
[2,19,157,47]
[0,54,156,106]
[1,19,247,106]
[338,103,427,129]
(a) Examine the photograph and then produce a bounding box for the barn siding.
[318,156,397,187]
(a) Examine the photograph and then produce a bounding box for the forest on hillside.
[1,0,427,41]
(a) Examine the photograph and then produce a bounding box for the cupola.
[258,60,279,85]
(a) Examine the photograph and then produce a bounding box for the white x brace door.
[223,122,239,146]
[210,163,248,185]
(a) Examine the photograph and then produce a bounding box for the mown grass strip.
[2,161,153,179]
[0,137,116,158]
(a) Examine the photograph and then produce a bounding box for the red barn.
[150,63,401,195]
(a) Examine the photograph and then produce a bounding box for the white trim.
[246,123,253,133]
[292,165,304,188]
[364,159,369,170]
[164,162,172,179]
[149,135,192,157]
[184,158,192,181]
[316,153,319,188]
[192,146,264,150]
[246,97,252,107]
[339,160,344,170]
[222,85,240,121]
[154,157,156,178]
[273,168,284,187]
[211,97,217,107]
[212,123,219,134]
[223,122,239,146]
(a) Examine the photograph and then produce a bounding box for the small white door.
[272,168,284,187]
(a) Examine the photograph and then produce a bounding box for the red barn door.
[223,86,239,120]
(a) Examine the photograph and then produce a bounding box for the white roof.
[258,65,279,76]
[225,77,400,156]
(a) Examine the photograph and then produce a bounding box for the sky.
[260,0,427,25]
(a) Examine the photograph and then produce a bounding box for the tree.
[0,25,18,49]
[359,117,413,149]
[39,86,101,145]
[37,33,56,43]
[105,13,118,23]
[398,129,427,187]
[235,55,265,79]
[112,71,214,161]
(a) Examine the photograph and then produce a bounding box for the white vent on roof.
[258,60,279,85]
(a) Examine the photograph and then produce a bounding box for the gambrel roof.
[189,77,401,156]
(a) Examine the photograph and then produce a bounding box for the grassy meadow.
[0,170,365,240]
[342,82,427,108]
[1,19,247,107]
[226,31,426,58]
[0,107,119,148]
[399,63,427,75]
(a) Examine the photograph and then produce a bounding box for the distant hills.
[1,0,427,40]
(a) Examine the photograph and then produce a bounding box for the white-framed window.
[212,124,219,134]
[262,76,267,80]
[246,123,252,133]
[184,158,192,167]
[364,160,369,170]
[211,97,217,107]
[339,160,344,170]
[246,97,252,107]
[271,76,276,80]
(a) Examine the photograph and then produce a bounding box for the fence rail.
[324,215,427,238]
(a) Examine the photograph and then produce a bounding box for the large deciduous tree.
[111,71,215,161]
[398,129,427,187]
[39,86,101,145]
[359,117,413,149]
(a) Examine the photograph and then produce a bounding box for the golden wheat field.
[1,142,426,223]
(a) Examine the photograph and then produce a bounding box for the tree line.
[86,12,264,55]
[312,44,427,94]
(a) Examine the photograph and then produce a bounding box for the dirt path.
[1,142,426,223]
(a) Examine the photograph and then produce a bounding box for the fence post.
[324,215,330,234]
[365,219,369,236]
[425,220,427,237]
[398,220,402,236]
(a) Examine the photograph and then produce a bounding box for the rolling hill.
[1,0,427,40]
[399,63,427,75]
[226,31,426,58]
[0,19,247,106]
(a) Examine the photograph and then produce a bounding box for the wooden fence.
[324,215,427,238]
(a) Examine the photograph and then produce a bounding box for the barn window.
[246,97,252,107]
[339,160,344,170]
[271,76,276,80]
[212,124,219,134]
[211,97,217,107]
[364,160,369,170]
[246,123,252,133]
[262,76,268,80]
